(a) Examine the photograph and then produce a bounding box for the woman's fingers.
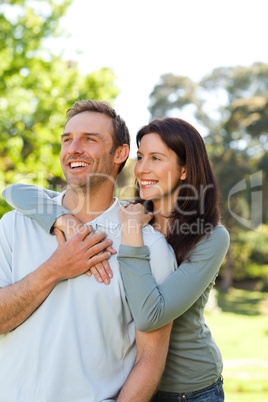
[119,203,153,227]
[142,211,153,227]
[106,245,117,255]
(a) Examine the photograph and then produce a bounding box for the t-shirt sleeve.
[118,226,230,332]
[0,213,13,288]
[2,184,71,234]
[145,235,177,285]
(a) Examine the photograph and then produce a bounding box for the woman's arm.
[2,184,71,234]
[117,225,230,332]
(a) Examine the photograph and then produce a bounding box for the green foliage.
[149,74,202,119]
[228,225,268,290]
[205,289,268,400]
[0,1,119,216]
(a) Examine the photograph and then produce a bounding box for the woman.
[3,117,229,401]
[117,118,229,401]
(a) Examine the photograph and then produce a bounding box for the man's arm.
[0,227,112,334]
[117,322,172,401]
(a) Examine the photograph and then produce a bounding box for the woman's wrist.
[121,224,144,246]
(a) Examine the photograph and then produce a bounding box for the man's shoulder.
[0,210,22,240]
[0,209,43,231]
[0,209,18,224]
[1,209,31,221]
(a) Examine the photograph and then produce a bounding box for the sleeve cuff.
[118,245,150,259]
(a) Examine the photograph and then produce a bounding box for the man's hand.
[49,225,112,282]
[54,215,115,284]
[0,225,112,334]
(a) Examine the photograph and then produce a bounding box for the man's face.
[60,111,116,191]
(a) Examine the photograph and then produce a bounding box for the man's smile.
[69,161,90,169]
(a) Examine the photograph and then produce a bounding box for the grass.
[205,288,268,401]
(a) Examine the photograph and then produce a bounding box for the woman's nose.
[135,159,150,175]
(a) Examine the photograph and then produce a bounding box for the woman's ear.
[114,144,130,165]
[180,166,186,180]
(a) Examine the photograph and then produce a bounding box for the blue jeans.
[151,376,224,401]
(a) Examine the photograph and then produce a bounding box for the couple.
[0,99,229,401]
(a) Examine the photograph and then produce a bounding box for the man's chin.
[66,180,90,193]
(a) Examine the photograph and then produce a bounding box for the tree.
[0,1,119,216]
[148,63,268,290]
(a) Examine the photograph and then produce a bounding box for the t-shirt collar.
[54,192,120,230]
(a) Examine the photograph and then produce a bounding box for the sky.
[54,0,268,157]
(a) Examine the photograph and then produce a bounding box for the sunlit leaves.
[0,0,119,217]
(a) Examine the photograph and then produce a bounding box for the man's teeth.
[141,180,157,185]
[70,162,89,168]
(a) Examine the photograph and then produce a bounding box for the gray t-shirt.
[0,192,176,401]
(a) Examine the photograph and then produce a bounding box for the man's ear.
[114,144,130,165]
[180,166,186,180]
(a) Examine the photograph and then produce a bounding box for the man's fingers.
[88,260,112,285]
[102,260,113,280]
[89,266,102,283]
[88,251,111,271]
[95,260,112,284]
[86,239,112,259]
[54,228,66,246]
[74,224,94,241]
[84,234,111,252]
[72,226,109,248]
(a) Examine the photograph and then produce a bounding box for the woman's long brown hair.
[135,117,220,266]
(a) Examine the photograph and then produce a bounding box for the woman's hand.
[54,215,115,285]
[54,214,85,241]
[119,203,153,246]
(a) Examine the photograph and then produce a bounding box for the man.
[0,100,176,401]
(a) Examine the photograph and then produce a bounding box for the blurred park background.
[0,1,267,400]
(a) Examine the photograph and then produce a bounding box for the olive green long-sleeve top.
[118,226,229,393]
[2,184,230,393]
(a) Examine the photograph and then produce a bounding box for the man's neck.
[63,187,115,224]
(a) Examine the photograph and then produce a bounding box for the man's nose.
[68,138,84,155]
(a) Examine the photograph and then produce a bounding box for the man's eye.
[137,156,143,161]
[63,138,72,143]
[152,156,160,161]
[86,137,96,141]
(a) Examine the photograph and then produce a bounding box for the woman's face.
[135,133,185,210]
